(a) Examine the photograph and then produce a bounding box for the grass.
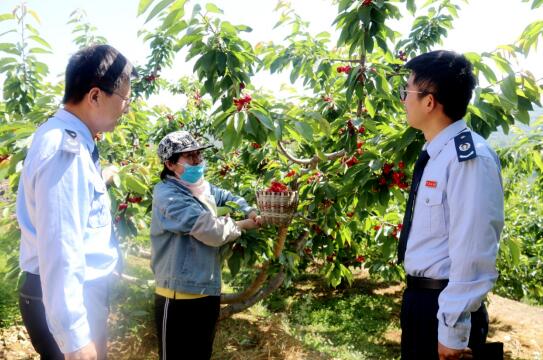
[263,273,402,360]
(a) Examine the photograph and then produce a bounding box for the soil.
[1,282,541,360]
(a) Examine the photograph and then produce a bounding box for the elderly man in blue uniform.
[397,50,504,360]
[16,44,137,360]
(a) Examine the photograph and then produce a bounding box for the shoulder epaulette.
[454,131,477,162]
[61,129,80,154]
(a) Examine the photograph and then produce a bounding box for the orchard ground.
[1,260,541,360]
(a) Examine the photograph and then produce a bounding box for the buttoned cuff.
[437,320,470,350]
[52,319,92,354]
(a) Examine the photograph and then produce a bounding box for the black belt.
[406,275,449,290]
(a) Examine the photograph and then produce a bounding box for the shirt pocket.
[88,177,111,228]
[423,190,447,236]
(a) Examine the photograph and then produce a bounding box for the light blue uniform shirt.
[404,120,504,349]
[16,109,118,353]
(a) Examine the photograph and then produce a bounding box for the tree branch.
[219,269,286,320]
[219,229,311,319]
[278,141,346,168]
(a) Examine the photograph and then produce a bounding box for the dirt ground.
[1,285,541,360]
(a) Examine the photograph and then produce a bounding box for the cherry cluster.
[233,94,252,112]
[378,161,408,189]
[336,65,352,74]
[267,180,289,193]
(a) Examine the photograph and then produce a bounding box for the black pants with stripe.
[400,287,488,360]
[154,294,220,360]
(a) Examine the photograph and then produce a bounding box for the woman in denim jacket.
[151,131,261,359]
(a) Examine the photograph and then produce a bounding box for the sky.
[0,0,542,106]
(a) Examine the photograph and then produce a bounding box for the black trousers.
[400,287,488,360]
[19,272,63,360]
[155,294,221,360]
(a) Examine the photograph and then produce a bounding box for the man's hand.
[438,341,472,360]
[101,165,119,186]
[65,341,97,360]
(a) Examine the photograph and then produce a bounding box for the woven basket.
[256,190,299,226]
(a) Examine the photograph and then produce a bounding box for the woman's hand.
[247,211,263,226]
[237,217,262,230]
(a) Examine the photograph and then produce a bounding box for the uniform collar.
[54,108,95,151]
[425,120,467,158]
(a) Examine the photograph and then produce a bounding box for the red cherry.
[311,224,323,234]
[355,255,365,263]
[398,161,405,169]
[345,156,358,168]
[118,203,128,211]
[383,163,393,175]
[128,196,142,204]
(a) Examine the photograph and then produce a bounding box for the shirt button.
[425,198,430,204]
[461,337,467,342]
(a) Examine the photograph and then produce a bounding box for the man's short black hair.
[405,50,476,121]
[63,44,138,104]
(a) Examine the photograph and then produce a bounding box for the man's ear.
[424,93,437,113]
[88,87,101,106]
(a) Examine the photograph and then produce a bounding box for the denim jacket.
[150,178,253,296]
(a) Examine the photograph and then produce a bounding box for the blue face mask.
[179,163,205,183]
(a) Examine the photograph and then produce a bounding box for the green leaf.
[507,238,521,266]
[29,35,52,49]
[227,252,241,277]
[125,175,148,194]
[364,96,376,118]
[406,0,416,15]
[138,0,155,16]
[0,13,15,22]
[216,206,231,216]
[500,74,518,105]
[249,109,274,131]
[531,150,543,172]
[27,9,41,24]
[294,121,314,142]
[145,0,176,23]
[0,43,19,55]
[205,3,223,14]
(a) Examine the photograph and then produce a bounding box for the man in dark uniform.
[397,50,504,360]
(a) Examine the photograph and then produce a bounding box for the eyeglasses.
[177,151,203,163]
[99,87,132,104]
[398,84,430,101]
[111,91,132,104]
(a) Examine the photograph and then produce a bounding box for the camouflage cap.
[157,131,212,162]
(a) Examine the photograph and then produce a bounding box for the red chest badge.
[425,180,437,188]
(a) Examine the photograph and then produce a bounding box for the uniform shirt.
[16,108,118,353]
[404,120,504,349]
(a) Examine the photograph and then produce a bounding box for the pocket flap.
[423,191,443,206]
